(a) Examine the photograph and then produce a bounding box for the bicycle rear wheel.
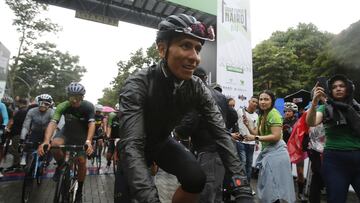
[21,157,35,203]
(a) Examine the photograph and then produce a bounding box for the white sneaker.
[20,154,26,166]
[251,190,256,196]
[0,171,4,178]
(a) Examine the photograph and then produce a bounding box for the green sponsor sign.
[166,0,216,15]
[226,65,243,73]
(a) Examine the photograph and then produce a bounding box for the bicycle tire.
[36,163,45,185]
[21,156,35,203]
[69,165,78,203]
[97,145,102,173]
[62,168,71,202]
[112,152,118,175]
[112,159,117,175]
[53,167,70,203]
[91,143,96,166]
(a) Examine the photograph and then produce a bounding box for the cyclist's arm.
[44,121,58,144]
[6,118,13,132]
[20,109,33,140]
[198,81,242,176]
[101,118,107,134]
[119,73,160,202]
[0,103,9,126]
[106,125,111,138]
[106,113,114,138]
[86,121,95,142]
[43,102,67,144]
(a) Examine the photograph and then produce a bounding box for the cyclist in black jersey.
[94,104,106,140]
[118,14,253,202]
[38,82,95,203]
[105,103,120,173]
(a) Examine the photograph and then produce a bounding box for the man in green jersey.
[39,82,95,203]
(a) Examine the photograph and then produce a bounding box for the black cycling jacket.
[118,61,242,202]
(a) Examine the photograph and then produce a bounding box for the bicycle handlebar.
[49,144,88,151]
[18,142,47,153]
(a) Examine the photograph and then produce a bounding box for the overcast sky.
[1,0,360,104]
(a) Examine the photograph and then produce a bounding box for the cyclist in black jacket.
[118,14,253,203]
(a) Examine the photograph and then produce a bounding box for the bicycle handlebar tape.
[230,175,255,203]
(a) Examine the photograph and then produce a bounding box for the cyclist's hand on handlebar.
[38,142,50,156]
[85,141,93,156]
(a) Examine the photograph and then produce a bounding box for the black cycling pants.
[147,137,206,193]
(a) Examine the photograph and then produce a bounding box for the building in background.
[0,42,10,98]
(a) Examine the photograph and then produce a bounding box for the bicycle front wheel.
[97,145,102,173]
[21,157,35,203]
[69,165,78,203]
[54,168,70,203]
[36,163,45,185]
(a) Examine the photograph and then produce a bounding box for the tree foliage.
[98,43,160,106]
[5,0,61,98]
[252,23,334,97]
[13,42,86,102]
[313,20,360,100]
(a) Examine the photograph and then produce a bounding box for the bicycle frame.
[29,150,43,178]
[52,145,86,203]
[91,139,102,172]
[21,142,48,203]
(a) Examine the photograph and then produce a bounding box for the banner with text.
[216,0,252,109]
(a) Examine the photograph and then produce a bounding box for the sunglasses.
[175,23,215,41]
[39,101,51,107]
[69,95,83,103]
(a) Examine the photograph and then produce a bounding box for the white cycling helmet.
[284,102,298,112]
[36,94,54,107]
[115,103,120,111]
[95,104,103,112]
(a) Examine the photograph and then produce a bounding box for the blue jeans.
[322,149,360,203]
[236,142,255,182]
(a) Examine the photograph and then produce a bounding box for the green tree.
[98,43,160,105]
[252,23,334,96]
[5,0,60,97]
[313,20,360,100]
[13,42,86,102]
[253,41,302,97]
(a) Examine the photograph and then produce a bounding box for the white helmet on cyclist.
[284,102,298,112]
[115,103,120,111]
[95,104,103,112]
[1,95,13,105]
[37,94,53,105]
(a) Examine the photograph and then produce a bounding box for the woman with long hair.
[244,90,295,203]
